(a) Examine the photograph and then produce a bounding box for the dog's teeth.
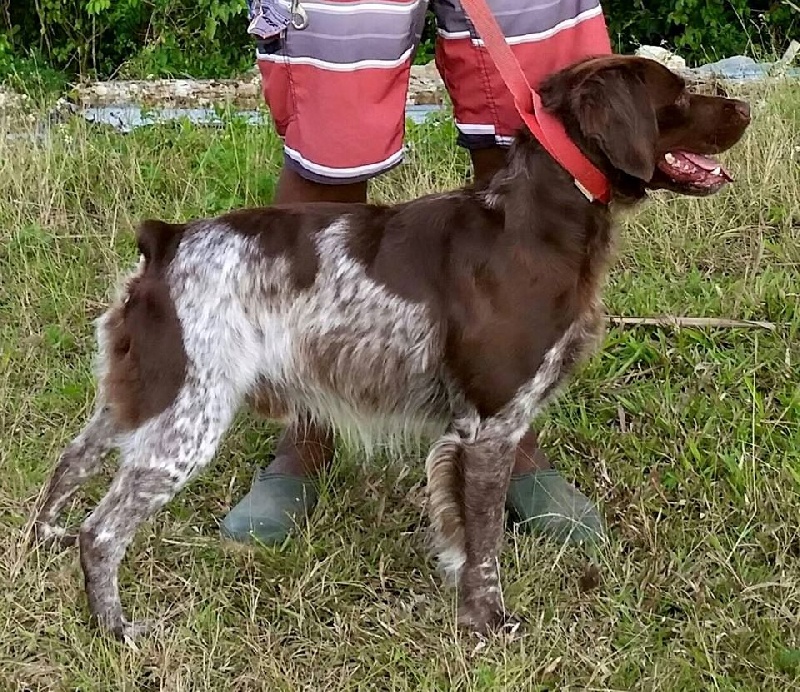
[711,167,721,175]
[664,153,677,164]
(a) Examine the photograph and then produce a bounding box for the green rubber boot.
[220,471,318,545]
[506,470,606,548]
[221,469,602,548]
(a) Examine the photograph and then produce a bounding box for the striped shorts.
[249,0,611,184]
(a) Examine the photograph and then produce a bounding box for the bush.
[0,1,797,81]
[2,0,253,79]
[604,0,797,64]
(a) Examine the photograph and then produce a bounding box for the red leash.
[457,0,612,204]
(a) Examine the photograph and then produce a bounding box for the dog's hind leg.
[77,378,241,640]
[34,403,117,548]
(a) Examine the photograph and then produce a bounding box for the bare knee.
[470,147,508,188]
[274,167,368,204]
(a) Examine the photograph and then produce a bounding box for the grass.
[1,83,799,690]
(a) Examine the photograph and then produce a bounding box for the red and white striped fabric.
[251,0,612,183]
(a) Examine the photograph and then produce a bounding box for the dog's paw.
[496,610,524,636]
[458,599,524,636]
[33,522,78,551]
[108,618,156,643]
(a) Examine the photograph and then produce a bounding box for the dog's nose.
[733,100,751,122]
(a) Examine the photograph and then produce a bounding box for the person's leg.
[222,0,427,543]
[434,0,612,545]
[274,167,367,206]
[469,147,507,188]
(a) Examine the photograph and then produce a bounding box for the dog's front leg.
[457,424,518,634]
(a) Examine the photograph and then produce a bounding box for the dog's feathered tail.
[425,433,466,582]
[96,220,189,431]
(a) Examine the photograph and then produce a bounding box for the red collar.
[457,0,612,205]
[521,91,611,203]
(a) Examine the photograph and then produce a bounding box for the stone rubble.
[634,45,688,72]
[61,42,799,112]
[1,43,797,128]
[0,86,29,111]
[66,62,447,110]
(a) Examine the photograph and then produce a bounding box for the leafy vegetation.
[0,1,797,81]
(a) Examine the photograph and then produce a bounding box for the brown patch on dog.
[136,219,186,269]
[223,203,412,295]
[221,205,357,291]
[102,221,188,430]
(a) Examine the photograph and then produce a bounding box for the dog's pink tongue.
[682,152,721,171]
[676,151,733,181]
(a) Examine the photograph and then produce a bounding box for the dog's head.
[539,55,751,200]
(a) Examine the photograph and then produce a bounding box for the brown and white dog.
[33,55,750,638]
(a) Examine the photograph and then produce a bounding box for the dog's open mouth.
[656,151,733,190]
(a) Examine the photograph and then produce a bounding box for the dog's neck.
[480,136,614,257]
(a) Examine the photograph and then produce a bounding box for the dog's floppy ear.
[575,68,658,181]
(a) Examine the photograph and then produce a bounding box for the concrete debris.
[634,45,688,72]
[62,44,799,114]
[68,63,446,110]
[0,86,29,111]
[2,45,798,136]
[70,75,265,109]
